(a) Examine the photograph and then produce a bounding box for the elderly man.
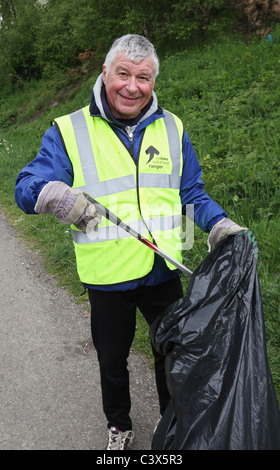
[15,34,244,450]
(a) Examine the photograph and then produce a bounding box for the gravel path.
[0,207,159,450]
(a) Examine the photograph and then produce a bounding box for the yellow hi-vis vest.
[53,106,184,285]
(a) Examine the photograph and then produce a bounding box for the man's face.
[102,53,155,120]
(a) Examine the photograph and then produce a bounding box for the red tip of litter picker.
[140,237,159,252]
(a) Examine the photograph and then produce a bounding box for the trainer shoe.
[106,426,135,450]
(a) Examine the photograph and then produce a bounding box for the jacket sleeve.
[180,130,227,232]
[15,125,74,214]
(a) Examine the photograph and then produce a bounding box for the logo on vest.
[145,146,159,163]
[145,146,169,170]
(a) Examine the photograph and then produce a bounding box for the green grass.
[0,30,279,401]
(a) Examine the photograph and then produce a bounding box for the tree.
[0,0,43,82]
[35,0,81,76]
[0,0,18,23]
[236,0,280,35]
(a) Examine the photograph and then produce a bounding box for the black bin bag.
[151,231,280,450]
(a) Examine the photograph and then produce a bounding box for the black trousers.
[88,276,183,431]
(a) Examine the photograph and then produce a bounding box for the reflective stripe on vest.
[72,213,182,244]
[53,106,184,285]
[67,107,181,194]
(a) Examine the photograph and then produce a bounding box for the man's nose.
[126,77,138,93]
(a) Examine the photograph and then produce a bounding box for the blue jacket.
[15,76,227,290]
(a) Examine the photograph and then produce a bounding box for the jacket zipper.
[133,131,157,247]
[128,129,141,205]
[128,131,134,157]
[114,125,156,247]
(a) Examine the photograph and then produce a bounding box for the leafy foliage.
[237,0,280,35]
[0,0,42,82]
[2,0,276,86]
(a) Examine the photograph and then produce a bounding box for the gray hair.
[104,34,159,81]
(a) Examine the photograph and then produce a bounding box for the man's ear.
[102,65,107,84]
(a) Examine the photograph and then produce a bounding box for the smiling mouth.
[120,94,140,102]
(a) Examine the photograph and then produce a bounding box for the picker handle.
[83,192,193,277]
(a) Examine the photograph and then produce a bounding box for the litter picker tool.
[83,193,193,277]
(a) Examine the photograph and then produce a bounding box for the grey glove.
[34,181,101,234]
[207,217,247,251]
